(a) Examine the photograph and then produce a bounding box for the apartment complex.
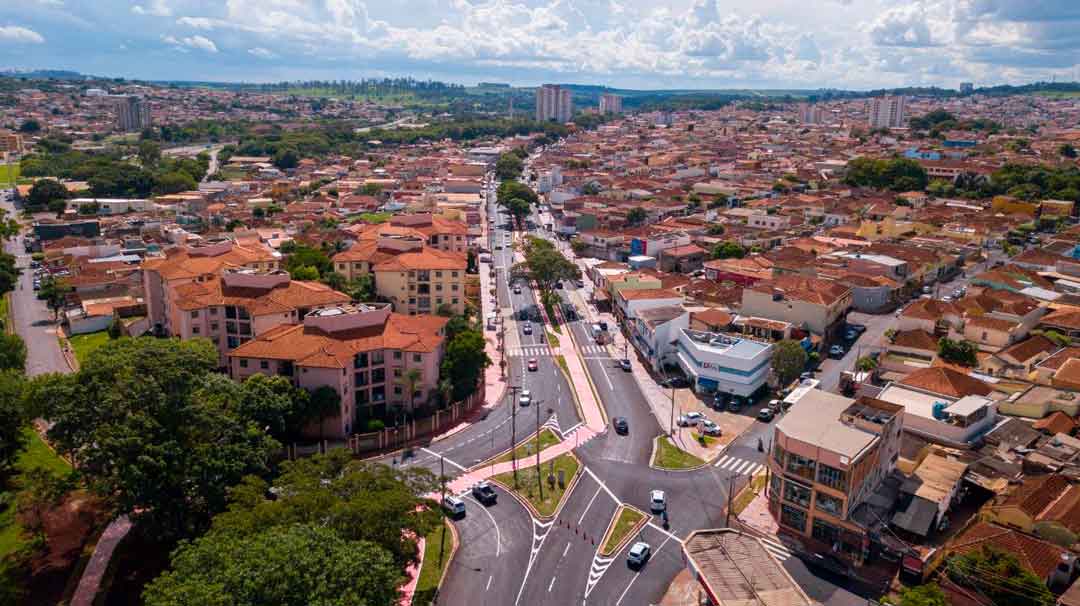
[599,93,623,114]
[112,95,151,131]
[228,303,448,438]
[798,103,826,125]
[536,84,573,122]
[373,247,468,316]
[769,389,904,565]
[868,95,906,129]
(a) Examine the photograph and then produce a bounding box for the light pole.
[509,385,520,488]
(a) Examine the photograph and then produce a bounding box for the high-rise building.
[868,96,906,129]
[960,82,974,94]
[798,103,825,125]
[535,84,573,122]
[112,95,151,132]
[599,93,622,114]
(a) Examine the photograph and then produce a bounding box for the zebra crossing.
[509,346,555,357]
[579,344,613,357]
[712,454,765,476]
[758,536,793,562]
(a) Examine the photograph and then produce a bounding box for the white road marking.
[486,575,493,591]
[548,577,556,592]
[597,361,615,390]
[464,495,502,558]
[420,448,468,472]
[514,518,554,606]
[645,522,680,542]
[578,486,603,525]
[583,466,621,506]
[734,460,753,474]
[615,533,674,606]
[713,455,730,468]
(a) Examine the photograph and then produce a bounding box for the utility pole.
[509,385,519,488]
[535,401,543,500]
[726,475,735,527]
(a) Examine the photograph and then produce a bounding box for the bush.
[365,419,385,432]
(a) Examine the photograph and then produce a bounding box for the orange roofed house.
[228,303,448,438]
[142,240,283,338]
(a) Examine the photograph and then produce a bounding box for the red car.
[527,358,538,371]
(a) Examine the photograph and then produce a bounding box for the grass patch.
[0,293,10,334]
[493,452,579,518]
[0,164,19,185]
[732,473,768,516]
[652,436,705,470]
[353,212,392,224]
[0,430,72,560]
[491,428,561,465]
[546,331,560,349]
[600,506,646,557]
[412,520,453,606]
[67,331,110,366]
[555,355,571,378]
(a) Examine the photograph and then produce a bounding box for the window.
[355,371,369,386]
[393,368,402,377]
[413,353,422,363]
[435,271,442,278]
[451,284,459,292]
[786,453,817,482]
[783,480,812,508]
[394,385,403,395]
[372,385,386,402]
[238,322,251,336]
[210,323,218,331]
[780,504,807,532]
[769,473,782,500]
[225,306,237,320]
[773,444,787,468]
[192,326,200,334]
[354,353,369,368]
[190,311,199,319]
[260,360,269,370]
[372,350,384,365]
[812,519,842,547]
[355,389,369,405]
[372,368,386,384]
[210,308,218,316]
[817,463,847,492]
[452,298,458,305]
[435,284,443,291]
[227,336,240,349]
[393,350,402,360]
[815,492,844,518]
[452,271,459,278]
[239,359,248,368]
[226,321,237,334]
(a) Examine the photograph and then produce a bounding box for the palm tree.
[438,378,454,408]
[307,386,341,446]
[397,368,423,412]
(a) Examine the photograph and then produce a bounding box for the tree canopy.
[0,370,27,482]
[510,236,579,292]
[496,179,539,207]
[947,546,1053,606]
[440,327,491,402]
[495,152,524,181]
[710,241,746,260]
[844,157,928,192]
[938,337,978,367]
[771,340,808,386]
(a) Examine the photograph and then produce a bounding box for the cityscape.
[4,2,1080,606]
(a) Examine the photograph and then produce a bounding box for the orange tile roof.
[748,275,851,307]
[142,243,278,281]
[891,329,938,351]
[1033,412,1078,436]
[373,248,466,272]
[949,522,1066,580]
[173,277,349,315]
[898,366,993,398]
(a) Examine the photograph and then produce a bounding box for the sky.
[1,0,1079,90]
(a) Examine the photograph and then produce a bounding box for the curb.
[648,436,710,473]
[553,353,592,431]
[597,504,649,558]
[488,451,584,522]
[433,520,460,599]
[557,309,609,427]
[472,426,562,473]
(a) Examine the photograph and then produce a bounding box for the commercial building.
[599,93,622,114]
[675,329,774,399]
[868,95,906,129]
[768,390,904,566]
[228,303,448,438]
[112,95,151,132]
[535,84,572,123]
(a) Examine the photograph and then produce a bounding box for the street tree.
[503,196,531,227]
[510,236,579,292]
[0,253,18,298]
[47,198,67,218]
[31,337,280,538]
[0,370,27,482]
[772,339,808,386]
[495,152,524,181]
[496,180,538,207]
[37,277,72,321]
[440,328,491,401]
[0,333,27,371]
[27,178,69,210]
[711,241,746,260]
[627,207,648,226]
[138,140,162,167]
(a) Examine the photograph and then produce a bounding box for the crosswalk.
[713,454,765,476]
[758,536,792,562]
[510,346,555,357]
[580,344,613,357]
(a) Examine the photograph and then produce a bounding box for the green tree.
[47,198,67,218]
[495,152,524,181]
[440,328,491,401]
[397,368,423,411]
[1060,144,1078,159]
[290,265,320,281]
[138,140,162,167]
[0,253,19,298]
[344,274,375,301]
[626,207,648,226]
[306,385,342,442]
[107,316,123,339]
[284,244,332,278]
[895,583,947,606]
[359,182,382,196]
[37,276,72,321]
[27,178,69,210]
[143,524,401,606]
[0,332,27,371]
[938,337,978,367]
[947,546,1053,606]
[31,337,279,538]
[503,196,532,227]
[707,224,726,236]
[496,179,539,207]
[855,355,878,373]
[711,241,746,260]
[510,237,579,292]
[772,340,808,386]
[273,148,300,170]
[581,181,602,195]
[155,171,197,195]
[0,370,27,482]
[18,119,41,134]
[210,373,312,443]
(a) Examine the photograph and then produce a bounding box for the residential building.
[674,329,774,398]
[599,93,622,114]
[141,240,282,337]
[613,287,682,324]
[987,474,1080,548]
[868,95,906,129]
[372,247,468,316]
[535,84,573,122]
[112,95,151,131]
[228,303,448,438]
[741,276,852,338]
[798,103,825,125]
[871,367,997,447]
[768,390,904,566]
[0,130,23,155]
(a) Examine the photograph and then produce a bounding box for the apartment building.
[343,213,471,256]
[536,84,573,122]
[112,95,151,131]
[599,93,623,114]
[868,96,906,129]
[373,247,468,316]
[675,329,774,399]
[171,268,350,364]
[142,240,282,337]
[228,303,448,438]
[769,390,904,565]
[741,276,852,338]
[0,130,23,155]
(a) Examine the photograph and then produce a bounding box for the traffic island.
[651,436,707,471]
[598,505,647,557]
[483,427,562,467]
[411,519,457,606]
[491,452,581,518]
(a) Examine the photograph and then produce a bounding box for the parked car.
[442,495,466,517]
[844,329,858,341]
[768,399,783,412]
[613,417,629,435]
[661,376,690,388]
[627,541,651,568]
[513,285,522,294]
[712,393,729,410]
[618,358,631,372]
[650,490,666,512]
[677,411,705,427]
[701,420,722,436]
[472,481,498,505]
[848,324,867,334]
[757,408,775,422]
[522,323,533,335]
[828,345,845,359]
[519,390,532,406]
[554,281,563,289]
[527,358,538,372]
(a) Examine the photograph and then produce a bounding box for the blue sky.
[1,0,1079,89]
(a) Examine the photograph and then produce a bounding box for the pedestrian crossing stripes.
[757,536,792,562]
[510,346,554,357]
[580,344,612,356]
[712,454,764,476]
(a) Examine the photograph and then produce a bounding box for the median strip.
[598,505,647,557]
[491,451,580,519]
[651,436,706,470]
[484,427,562,467]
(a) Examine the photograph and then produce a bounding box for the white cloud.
[162,34,219,53]
[248,46,276,59]
[132,0,172,17]
[0,25,45,44]
[868,4,937,47]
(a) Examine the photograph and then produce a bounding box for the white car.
[677,411,705,427]
[442,495,466,516]
[701,420,722,436]
[519,389,532,406]
[627,541,651,568]
[650,490,666,512]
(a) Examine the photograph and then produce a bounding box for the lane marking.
[563,541,571,557]
[548,577,556,592]
[420,448,468,472]
[645,522,680,542]
[578,486,603,525]
[713,455,730,468]
[583,466,621,506]
[614,533,674,606]
[486,575,493,591]
[464,495,502,558]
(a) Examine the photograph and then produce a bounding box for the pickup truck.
[472,481,497,505]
